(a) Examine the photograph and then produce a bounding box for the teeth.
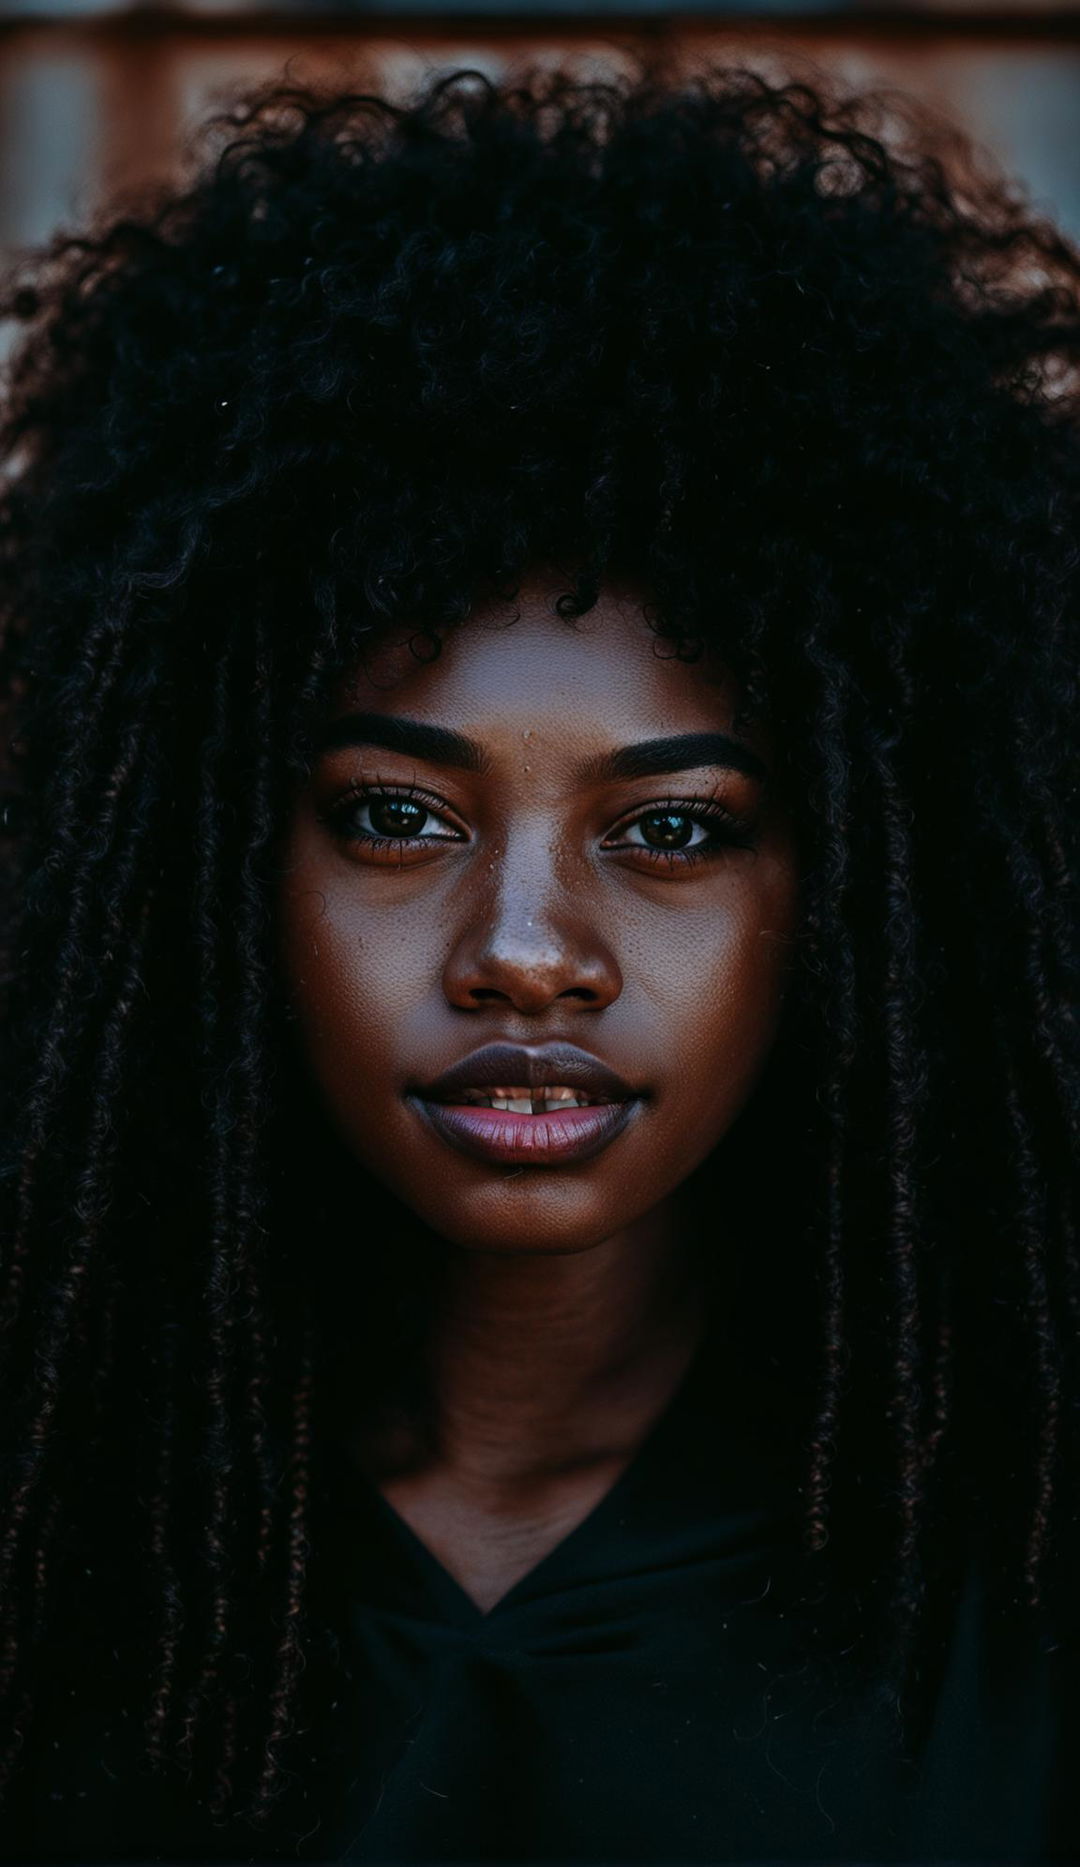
[459,1083,599,1113]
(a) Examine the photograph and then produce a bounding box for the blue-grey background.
[0,0,1078,260]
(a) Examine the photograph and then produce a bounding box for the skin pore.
[279,578,801,1611]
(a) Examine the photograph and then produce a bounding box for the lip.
[409,1041,643,1168]
[418,1041,637,1105]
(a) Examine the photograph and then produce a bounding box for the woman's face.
[279,580,801,1256]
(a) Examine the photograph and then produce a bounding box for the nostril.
[444,935,622,1015]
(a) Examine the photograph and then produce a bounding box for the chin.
[399,1176,639,1256]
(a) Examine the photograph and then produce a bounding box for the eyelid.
[601,793,751,841]
[321,778,469,840]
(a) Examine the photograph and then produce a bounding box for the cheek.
[277,857,418,1100]
[641,885,796,1156]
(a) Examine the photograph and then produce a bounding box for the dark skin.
[279,578,801,1612]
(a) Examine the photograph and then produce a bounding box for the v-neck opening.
[345,1331,716,1628]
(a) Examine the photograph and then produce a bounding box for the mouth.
[409,1041,644,1168]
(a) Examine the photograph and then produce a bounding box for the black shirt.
[9,1325,1080,1863]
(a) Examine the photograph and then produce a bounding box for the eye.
[355,795,458,841]
[604,798,759,867]
[323,785,464,848]
[623,810,714,852]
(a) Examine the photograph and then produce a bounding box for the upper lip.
[416,1042,638,1104]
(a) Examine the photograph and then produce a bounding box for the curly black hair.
[0,54,1078,1845]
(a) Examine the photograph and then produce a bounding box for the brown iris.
[370,797,427,836]
[640,811,696,849]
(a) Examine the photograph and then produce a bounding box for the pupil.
[642,811,694,849]
[370,797,425,837]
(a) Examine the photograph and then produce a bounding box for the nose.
[442,832,623,1015]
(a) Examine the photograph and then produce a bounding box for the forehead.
[338,582,752,750]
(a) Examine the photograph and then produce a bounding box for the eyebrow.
[318,714,767,784]
[318,712,489,772]
[588,732,769,784]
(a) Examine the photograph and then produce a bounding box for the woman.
[0,59,1077,1862]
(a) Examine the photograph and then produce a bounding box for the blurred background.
[0,0,1077,261]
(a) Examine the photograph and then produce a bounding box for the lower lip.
[410,1097,641,1167]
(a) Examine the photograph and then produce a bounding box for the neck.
[344,1194,715,1494]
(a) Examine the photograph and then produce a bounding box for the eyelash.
[612,796,760,867]
[321,781,759,868]
[320,780,464,855]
